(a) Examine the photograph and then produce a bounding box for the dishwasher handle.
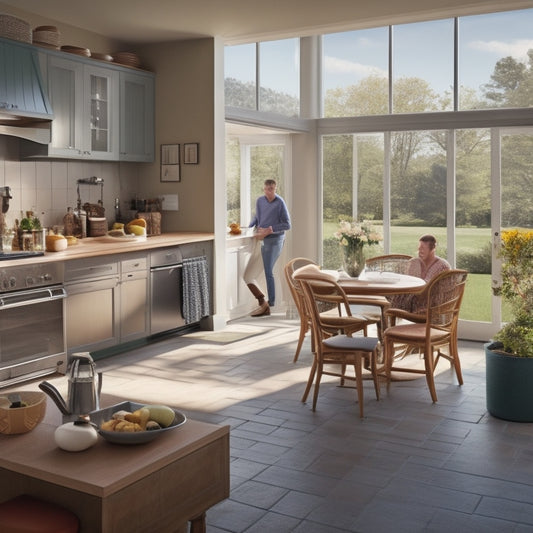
[150,263,183,274]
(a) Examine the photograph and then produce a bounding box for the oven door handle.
[0,286,67,309]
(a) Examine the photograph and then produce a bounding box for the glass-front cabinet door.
[84,65,119,160]
[46,56,118,159]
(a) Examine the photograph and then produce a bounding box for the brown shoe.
[251,302,270,317]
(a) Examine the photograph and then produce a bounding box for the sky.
[225,7,533,101]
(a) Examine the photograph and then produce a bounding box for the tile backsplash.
[0,136,140,232]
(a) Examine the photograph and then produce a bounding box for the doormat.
[182,329,266,344]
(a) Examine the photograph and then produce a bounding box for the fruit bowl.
[89,401,186,445]
[0,391,47,435]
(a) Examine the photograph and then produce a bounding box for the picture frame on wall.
[184,143,199,164]
[161,144,180,182]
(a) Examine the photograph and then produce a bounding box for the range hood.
[0,38,53,144]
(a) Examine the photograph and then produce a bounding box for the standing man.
[244,179,291,317]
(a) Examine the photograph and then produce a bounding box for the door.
[47,55,84,157]
[84,65,119,159]
[119,71,155,162]
[150,265,186,335]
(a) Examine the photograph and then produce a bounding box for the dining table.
[337,270,426,297]
[0,395,230,533]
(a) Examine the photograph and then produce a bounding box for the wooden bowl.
[0,391,46,434]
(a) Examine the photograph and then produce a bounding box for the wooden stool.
[0,495,79,533]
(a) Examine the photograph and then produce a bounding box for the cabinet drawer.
[121,256,147,274]
[66,259,118,282]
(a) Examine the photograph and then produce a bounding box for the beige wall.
[136,39,216,234]
[0,2,126,53]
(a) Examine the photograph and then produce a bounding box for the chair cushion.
[384,323,450,342]
[323,335,379,351]
[293,264,339,282]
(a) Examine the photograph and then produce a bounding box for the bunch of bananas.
[109,218,147,237]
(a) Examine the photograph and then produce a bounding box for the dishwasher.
[150,247,185,335]
[150,243,213,336]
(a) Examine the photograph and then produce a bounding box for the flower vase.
[343,246,365,278]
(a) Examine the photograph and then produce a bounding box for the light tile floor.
[21,315,533,532]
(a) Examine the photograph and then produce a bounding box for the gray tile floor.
[29,315,533,532]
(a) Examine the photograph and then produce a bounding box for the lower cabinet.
[65,258,120,354]
[65,254,149,354]
[226,236,256,320]
[119,255,149,342]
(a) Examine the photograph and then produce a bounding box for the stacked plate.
[91,52,114,63]
[113,51,141,68]
[0,13,31,43]
[61,45,91,57]
[32,25,60,49]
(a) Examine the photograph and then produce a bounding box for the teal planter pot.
[485,341,533,422]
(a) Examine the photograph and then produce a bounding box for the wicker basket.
[0,14,31,43]
[88,217,108,237]
[136,212,161,236]
[32,27,60,49]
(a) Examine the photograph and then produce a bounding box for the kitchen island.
[0,395,230,532]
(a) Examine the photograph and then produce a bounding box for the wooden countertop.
[1,232,214,267]
[0,395,229,498]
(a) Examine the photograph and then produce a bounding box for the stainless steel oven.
[0,261,66,388]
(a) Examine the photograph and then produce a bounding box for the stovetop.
[0,251,45,261]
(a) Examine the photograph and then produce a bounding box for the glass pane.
[224,43,256,109]
[392,20,454,113]
[322,28,388,117]
[226,138,241,226]
[455,128,492,321]
[258,39,299,117]
[459,8,533,110]
[249,145,285,216]
[501,132,533,229]
[322,134,384,269]
[389,130,447,254]
[501,130,533,323]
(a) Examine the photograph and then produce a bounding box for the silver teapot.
[39,352,102,422]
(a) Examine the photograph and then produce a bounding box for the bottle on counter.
[63,207,76,236]
[74,202,87,238]
[114,198,123,223]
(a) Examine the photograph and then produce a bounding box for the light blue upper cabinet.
[46,55,119,159]
[119,70,155,162]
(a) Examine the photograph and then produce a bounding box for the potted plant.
[334,218,381,277]
[485,228,533,421]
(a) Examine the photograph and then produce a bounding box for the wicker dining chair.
[284,258,319,362]
[347,254,413,341]
[383,269,468,403]
[293,269,381,417]
[286,261,378,362]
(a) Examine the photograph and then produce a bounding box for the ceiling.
[2,0,529,46]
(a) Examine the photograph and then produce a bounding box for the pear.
[145,405,176,427]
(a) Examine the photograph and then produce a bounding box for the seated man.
[389,234,450,314]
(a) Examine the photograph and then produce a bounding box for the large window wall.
[225,7,533,337]
[322,8,533,116]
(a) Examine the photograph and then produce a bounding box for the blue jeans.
[261,234,285,306]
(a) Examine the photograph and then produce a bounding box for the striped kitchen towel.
[182,256,210,324]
